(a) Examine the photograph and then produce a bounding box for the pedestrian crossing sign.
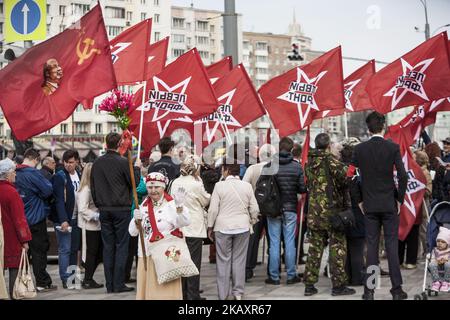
[5,0,47,42]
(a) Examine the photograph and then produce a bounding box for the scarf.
[143,192,183,242]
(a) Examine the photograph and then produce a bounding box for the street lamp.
[419,0,431,40]
[432,24,450,35]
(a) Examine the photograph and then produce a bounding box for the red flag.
[193,64,266,149]
[387,129,427,241]
[131,63,266,152]
[258,46,345,137]
[0,5,116,140]
[145,36,169,80]
[206,56,233,83]
[367,32,450,114]
[344,60,376,112]
[110,19,152,85]
[128,48,219,150]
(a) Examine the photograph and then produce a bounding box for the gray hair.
[42,156,55,167]
[0,158,16,180]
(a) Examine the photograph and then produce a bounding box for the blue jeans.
[54,223,72,282]
[267,211,297,281]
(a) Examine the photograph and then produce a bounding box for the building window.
[111,123,119,133]
[75,123,88,134]
[46,24,50,33]
[210,53,216,61]
[72,3,90,15]
[154,0,159,5]
[186,22,191,30]
[0,23,3,34]
[141,12,146,21]
[61,124,68,134]
[199,51,209,59]
[106,7,125,19]
[210,25,215,33]
[109,26,124,37]
[256,68,268,74]
[76,105,83,112]
[59,5,66,16]
[172,17,184,29]
[154,14,160,24]
[243,41,249,50]
[196,20,208,32]
[59,24,66,32]
[196,36,209,45]
[141,0,146,4]
[256,42,267,51]
[0,123,4,137]
[256,55,268,63]
[95,124,102,134]
[154,32,160,41]
[47,4,50,14]
[186,37,191,45]
[126,11,133,21]
[172,49,185,58]
[172,34,185,43]
[0,3,3,14]
[210,39,215,46]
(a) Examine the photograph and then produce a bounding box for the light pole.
[420,0,431,40]
[223,0,239,67]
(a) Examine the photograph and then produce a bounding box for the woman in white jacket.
[129,172,190,300]
[76,163,103,289]
[170,155,210,300]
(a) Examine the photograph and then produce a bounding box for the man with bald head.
[42,58,63,96]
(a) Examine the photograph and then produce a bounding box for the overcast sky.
[172,0,450,76]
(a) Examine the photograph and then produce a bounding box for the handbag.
[148,234,199,285]
[229,181,256,235]
[12,248,37,300]
[323,159,355,233]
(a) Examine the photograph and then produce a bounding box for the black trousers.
[99,210,131,293]
[398,224,420,265]
[84,230,103,282]
[28,219,52,287]
[345,237,365,285]
[246,217,265,275]
[364,212,403,291]
[125,234,138,281]
[70,219,81,267]
[182,237,203,300]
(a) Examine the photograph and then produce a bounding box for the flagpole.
[344,112,349,139]
[216,109,233,145]
[136,81,147,158]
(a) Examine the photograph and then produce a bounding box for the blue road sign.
[11,0,41,35]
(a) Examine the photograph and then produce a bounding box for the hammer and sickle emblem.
[76,37,101,65]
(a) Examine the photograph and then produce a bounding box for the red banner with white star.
[344,59,376,112]
[385,128,427,241]
[367,32,450,114]
[110,19,152,85]
[258,46,345,137]
[206,56,233,84]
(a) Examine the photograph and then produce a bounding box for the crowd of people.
[0,112,449,300]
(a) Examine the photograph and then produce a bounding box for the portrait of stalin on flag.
[41,58,63,96]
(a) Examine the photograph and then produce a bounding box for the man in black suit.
[352,112,408,300]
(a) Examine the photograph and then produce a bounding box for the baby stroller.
[414,201,450,300]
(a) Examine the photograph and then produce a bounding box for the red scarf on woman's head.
[144,192,183,242]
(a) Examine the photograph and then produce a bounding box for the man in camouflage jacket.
[303,133,355,297]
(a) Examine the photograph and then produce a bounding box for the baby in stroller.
[429,227,450,292]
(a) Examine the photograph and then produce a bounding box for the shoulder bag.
[12,248,37,299]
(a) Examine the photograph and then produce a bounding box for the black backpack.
[254,163,282,218]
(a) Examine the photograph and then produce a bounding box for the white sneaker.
[234,295,242,300]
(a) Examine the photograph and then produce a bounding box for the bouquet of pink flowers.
[99,89,134,130]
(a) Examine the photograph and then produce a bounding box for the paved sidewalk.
[5,245,448,301]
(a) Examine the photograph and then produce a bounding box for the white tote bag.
[12,248,37,300]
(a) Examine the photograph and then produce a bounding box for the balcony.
[254,49,268,56]
[255,61,268,69]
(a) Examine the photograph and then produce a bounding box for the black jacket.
[91,150,140,211]
[352,136,407,213]
[273,151,307,212]
[40,166,54,181]
[148,156,180,182]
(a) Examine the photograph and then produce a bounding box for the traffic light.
[288,43,303,61]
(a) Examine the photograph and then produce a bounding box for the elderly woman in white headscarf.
[170,155,210,300]
[129,172,191,300]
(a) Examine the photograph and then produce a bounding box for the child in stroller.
[429,227,450,292]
